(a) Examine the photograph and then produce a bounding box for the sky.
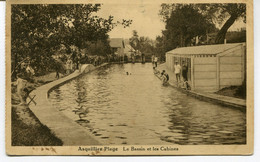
[97,3,165,40]
[96,3,246,40]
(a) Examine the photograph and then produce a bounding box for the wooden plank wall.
[167,55,175,72]
[166,54,170,69]
[166,44,245,92]
[193,57,217,92]
[219,46,243,89]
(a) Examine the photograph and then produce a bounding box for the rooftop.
[166,43,245,55]
[109,38,125,48]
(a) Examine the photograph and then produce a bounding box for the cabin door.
[180,57,191,82]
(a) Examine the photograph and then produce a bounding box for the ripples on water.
[49,63,246,145]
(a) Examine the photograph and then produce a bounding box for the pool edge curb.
[27,63,109,146]
[154,72,246,111]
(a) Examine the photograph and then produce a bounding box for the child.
[161,70,169,85]
[183,80,191,90]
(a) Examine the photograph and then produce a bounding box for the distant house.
[166,43,246,92]
[109,38,125,56]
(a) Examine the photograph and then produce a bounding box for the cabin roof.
[166,43,245,56]
[109,38,125,48]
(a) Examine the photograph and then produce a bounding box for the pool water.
[49,63,246,145]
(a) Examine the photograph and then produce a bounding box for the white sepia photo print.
[5,0,254,155]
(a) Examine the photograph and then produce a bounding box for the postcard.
[5,0,253,155]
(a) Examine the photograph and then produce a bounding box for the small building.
[109,38,125,56]
[166,43,246,92]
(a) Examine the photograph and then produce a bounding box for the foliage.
[85,40,111,56]
[161,5,215,50]
[159,3,246,44]
[226,30,246,43]
[154,35,166,61]
[213,3,246,43]
[129,30,155,54]
[129,30,140,50]
[11,4,131,78]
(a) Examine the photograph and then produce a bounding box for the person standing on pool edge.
[154,55,158,67]
[182,60,188,82]
[174,61,181,85]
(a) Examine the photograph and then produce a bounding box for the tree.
[161,5,215,49]
[11,5,64,76]
[86,40,111,56]
[155,36,166,61]
[129,30,140,50]
[11,4,131,78]
[213,4,246,44]
[129,30,155,55]
[159,3,246,44]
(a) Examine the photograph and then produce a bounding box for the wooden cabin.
[109,38,125,56]
[166,43,246,92]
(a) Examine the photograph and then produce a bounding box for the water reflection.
[49,63,246,145]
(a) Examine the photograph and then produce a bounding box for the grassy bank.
[215,85,246,100]
[11,72,64,146]
[11,106,63,146]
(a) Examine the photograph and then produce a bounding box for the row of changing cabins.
[165,43,246,92]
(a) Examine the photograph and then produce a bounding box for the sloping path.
[28,64,108,145]
[156,63,246,111]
